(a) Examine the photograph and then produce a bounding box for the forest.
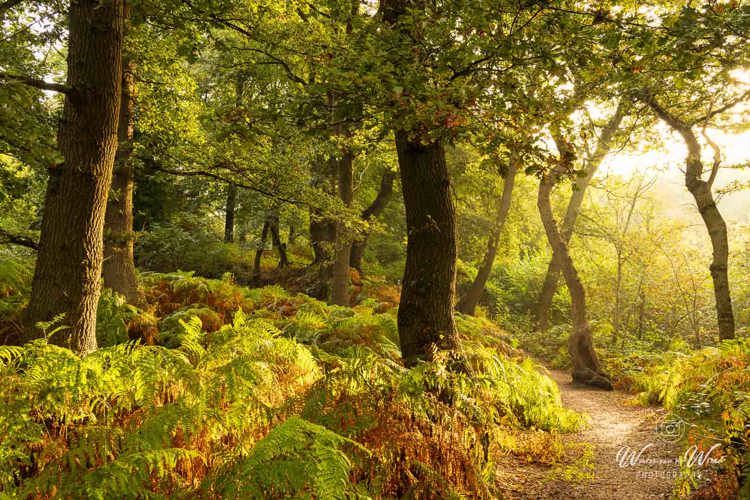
[1,0,749,498]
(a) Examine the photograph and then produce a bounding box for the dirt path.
[495,368,681,499]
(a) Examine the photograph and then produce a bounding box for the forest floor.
[495,368,681,499]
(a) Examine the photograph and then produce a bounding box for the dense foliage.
[1,0,749,497]
[0,269,585,497]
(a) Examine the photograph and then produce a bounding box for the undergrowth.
[0,270,583,497]
[635,339,750,498]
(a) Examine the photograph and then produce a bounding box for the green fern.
[210,416,367,499]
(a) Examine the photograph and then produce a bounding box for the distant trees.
[457,158,517,316]
[350,168,396,273]
[622,2,749,341]
[577,174,656,344]
[1,0,748,365]
[224,184,237,243]
[103,58,139,305]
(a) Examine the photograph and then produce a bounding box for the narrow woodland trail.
[495,368,681,499]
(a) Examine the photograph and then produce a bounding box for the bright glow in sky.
[599,121,750,227]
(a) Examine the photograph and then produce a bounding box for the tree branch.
[0,228,38,249]
[701,127,721,189]
[144,160,307,207]
[636,89,690,134]
[0,71,71,94]
[361,169,396,220]
[691,88,750,125]
[180,0,308,85]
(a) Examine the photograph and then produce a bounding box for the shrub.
[136,222,253,281]
[631,339,750,498]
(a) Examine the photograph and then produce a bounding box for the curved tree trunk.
[253,219,270,282]
[641,93,735,340]
[224,183,237,243]
[534,173,591,331]
[103,58,139,305]
[330,152,354,306]
[350,169,396,272]
[535,102,626,331]
[268,214,289,268]
[24,0,124,355]
[395,131,462,366]
[457,159,517,316]
[537,140,612,390]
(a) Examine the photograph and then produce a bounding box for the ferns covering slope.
[629,339,750,498]
[0,271,582,498]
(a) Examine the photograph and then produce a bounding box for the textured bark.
[642,93,735,340]
[537,139,612,390]
[308,212,334,300]
[103,58,139,305]
[395,131,462,366]
[24,0,124,355]
[457,160,517,316]
[535,103,625,331]
[350,169,396,272]
[224,183,237,243]
[380,0,463,366]
[330,152,354,306]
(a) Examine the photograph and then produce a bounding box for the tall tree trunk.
[253,219,270,282]
[641,94,735,340]
[534,174,590,332]
[24,0,124,355]
[612,253,623,344]
[395,131,462,366]
[224,183,237,243]
[103,58,139,305]
[538,138,612,390]
[308,211,334,300]
[535,102,626,331]
[309,215,334,264]
[380,0,463,366]
[309,156,336,266]
[350,169,396,272]
[268,213,289,268]
[330,152,354,306]
[457,159,517,316]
